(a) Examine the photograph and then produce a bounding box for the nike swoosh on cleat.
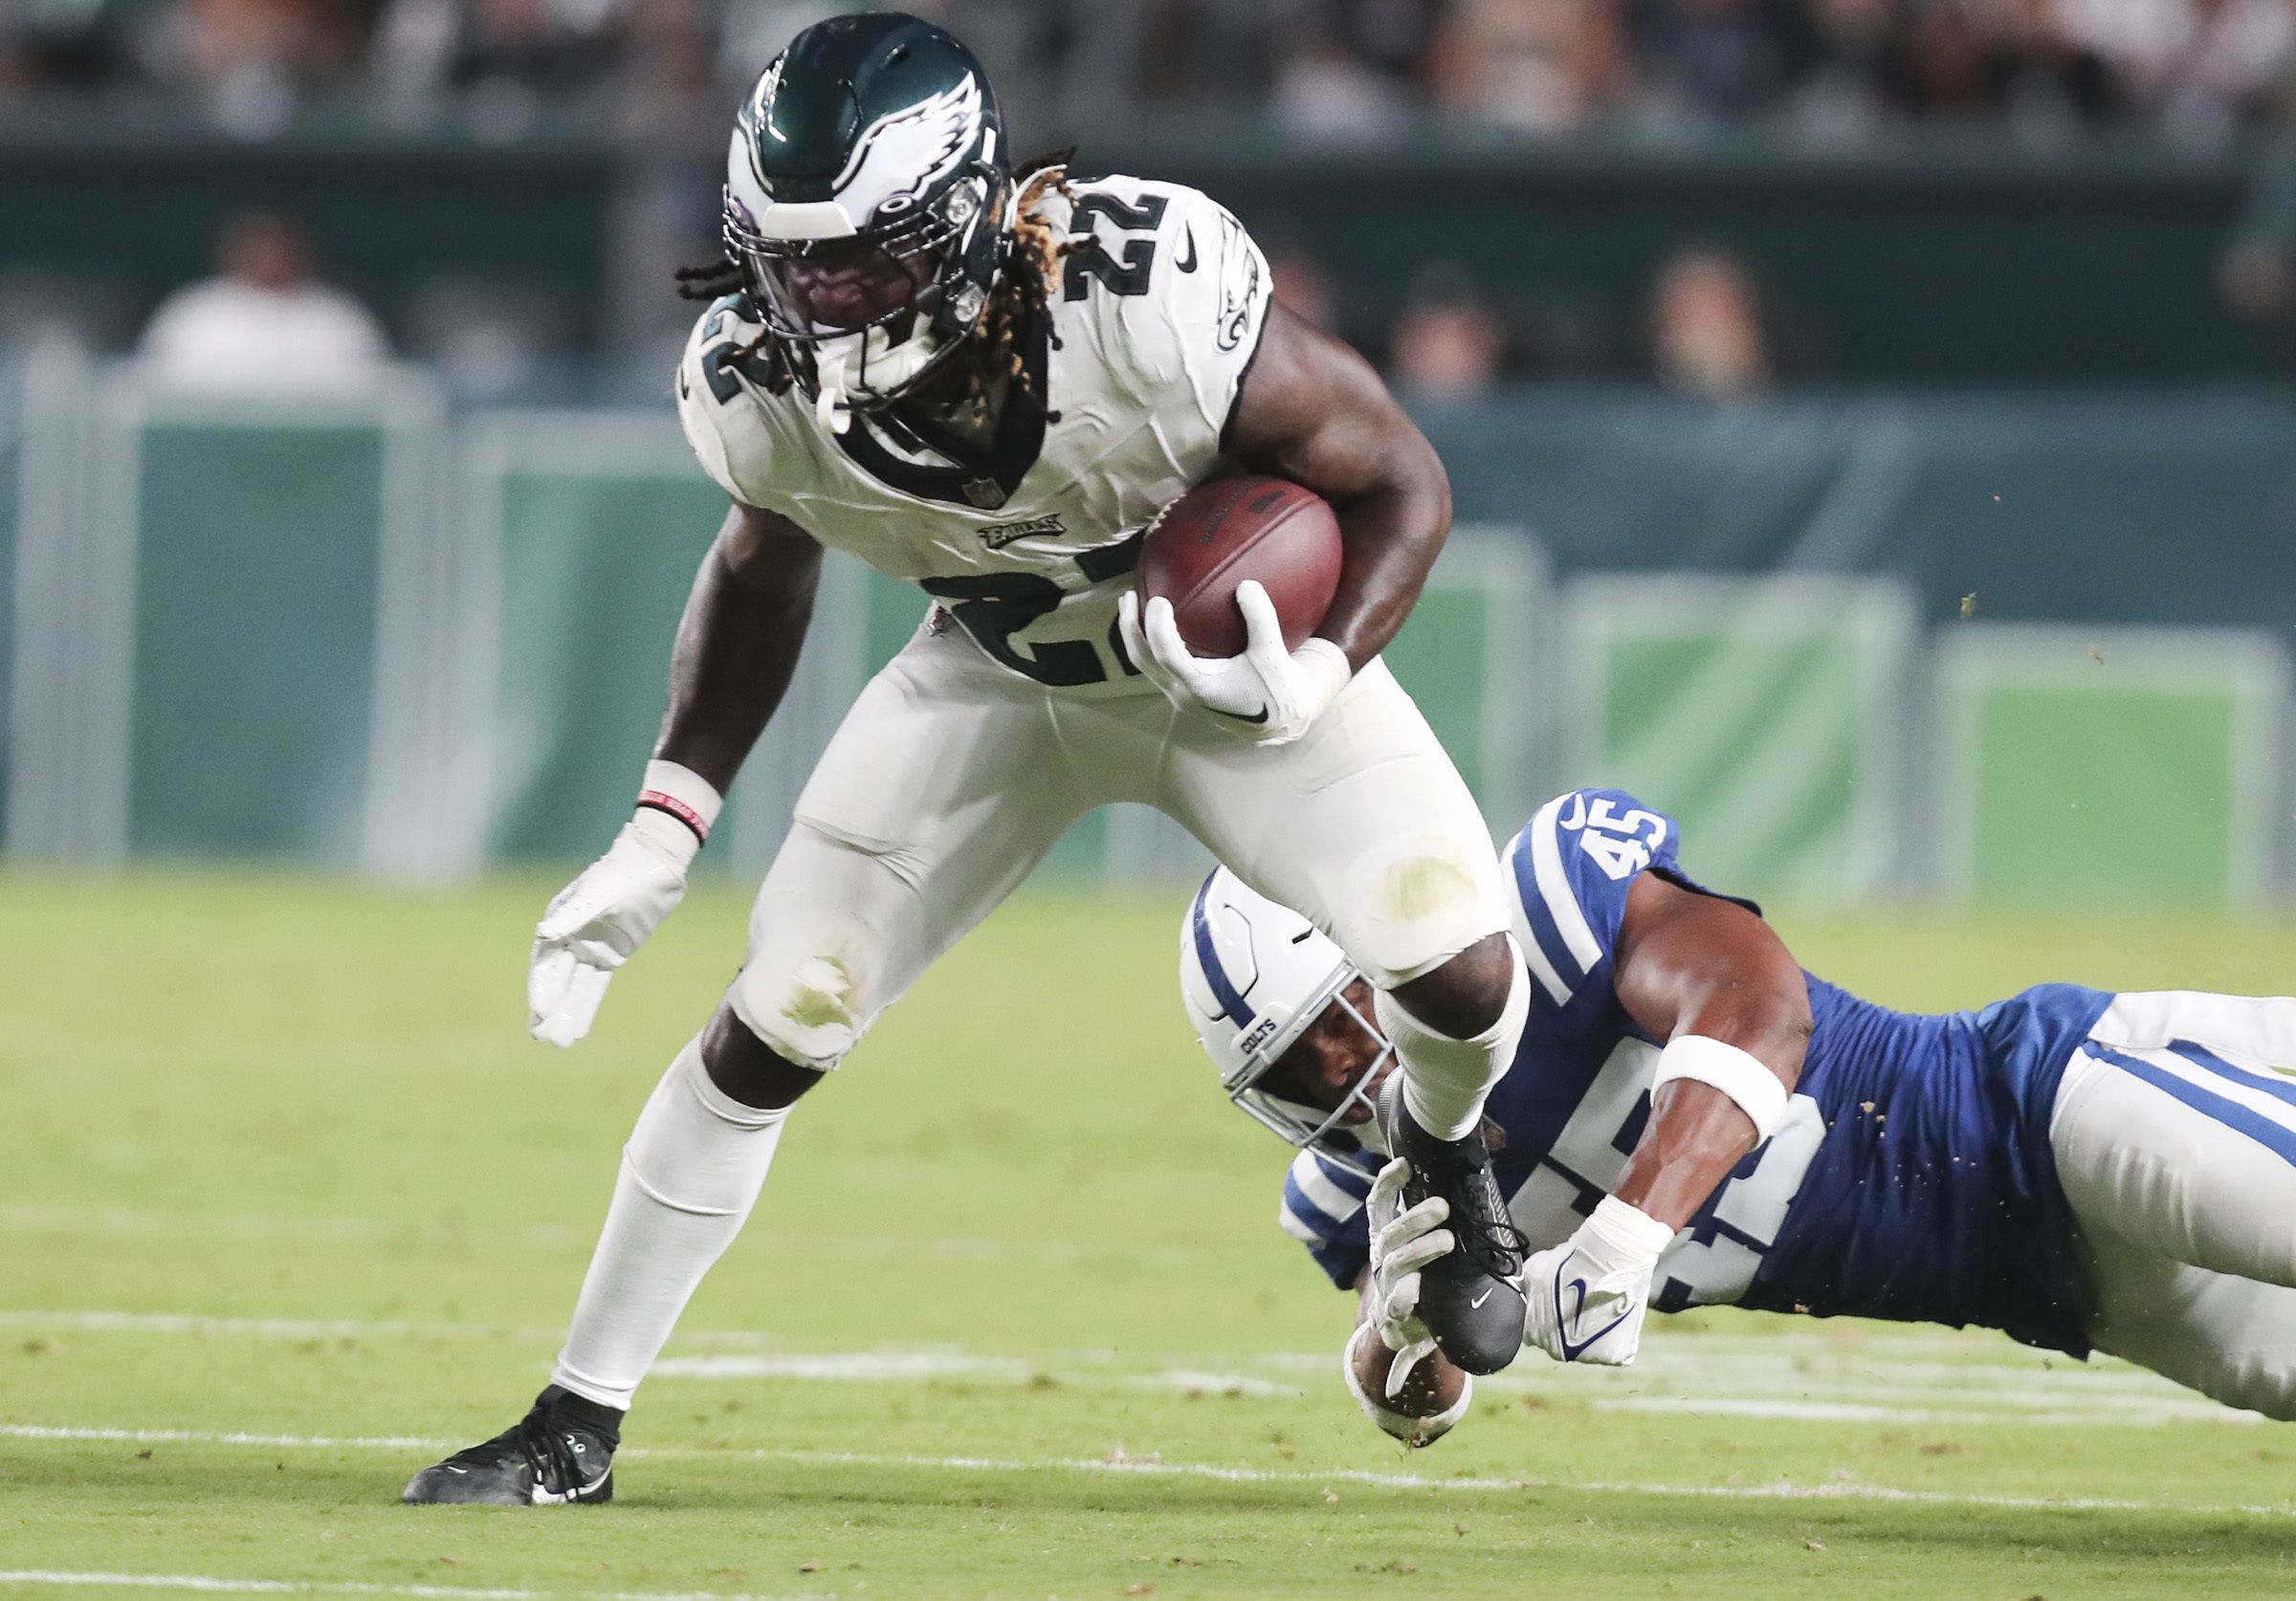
[531,1466,611,1506]
[1219,706,1270,725]
[445,1466,469,1475]
[1177,227,1199,273]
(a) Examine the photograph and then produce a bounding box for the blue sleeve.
[1501,789,1686,1011]
[1276,1148,1376,1290]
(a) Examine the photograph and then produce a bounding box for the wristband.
[1651,1034,1789,1144]
[1342,1322,1470,1446]
[635,759,723,848]
[1577,1195,1677,1274]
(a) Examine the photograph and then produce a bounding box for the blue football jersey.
[1272,788,2102,1357]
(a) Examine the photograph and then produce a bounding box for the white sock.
[1379,942,1529,1141]
[550,1039,786,1411]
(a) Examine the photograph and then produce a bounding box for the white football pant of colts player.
[2053,990,2296,1418]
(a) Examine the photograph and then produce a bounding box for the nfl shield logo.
[962,477,1005,510]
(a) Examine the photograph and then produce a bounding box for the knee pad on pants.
[729,911,881,1073]
[1332,834,1512,989]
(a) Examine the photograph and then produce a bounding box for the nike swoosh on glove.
[1364,1157,1454,1398]
[1117,581,1351,747]
[1520,1195,1677,1367]
[527,810,696,1048]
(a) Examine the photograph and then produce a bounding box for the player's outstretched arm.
[526,502,822,1048]
[1222,301,1451,673]
[1516,876,1813,1365]
[1607,874,1813,1226]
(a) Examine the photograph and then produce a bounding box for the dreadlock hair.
[964,147,1084,417]
[673,259,745,303]
[671,147,1086,417]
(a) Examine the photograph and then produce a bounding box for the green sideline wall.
[3,362,2290,905]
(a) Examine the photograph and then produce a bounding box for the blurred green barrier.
[469,413,724,864]
[100,378,434,863]
[6,364,2291,902]
[0,364,19,842]
[1563,576,1916,897]
[1418,391,2296,638]
[1382,530,1547,833]
[1933,626,2289,906]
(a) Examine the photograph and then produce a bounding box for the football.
[1137,474,1344,659]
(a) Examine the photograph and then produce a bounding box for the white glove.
[527,761,719,1048]
[1520,1195,1677,1367]
[1362,1156,1454,1399]
[1116,581,1351,747]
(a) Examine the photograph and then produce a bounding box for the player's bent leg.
[1164,660,1529,1371]
[1383,933,1526,1138]
[2053,994,2296,1288]
[550,1024,796,1407]
[2079,1224,2296,1421]
[1370,948,1534,1373]
[699,999,826,1110]
[410,633,1091,1505]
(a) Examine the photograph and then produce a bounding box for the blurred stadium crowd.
[8,0,2294,145]
[11,0,2296,390]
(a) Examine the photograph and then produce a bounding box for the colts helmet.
[1180,868,1392,1152]
[722,12,1014,423]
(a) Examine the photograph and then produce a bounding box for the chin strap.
[813,323,946,434]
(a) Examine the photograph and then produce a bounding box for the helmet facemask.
[1225,967,1396,1158]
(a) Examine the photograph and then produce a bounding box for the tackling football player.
[405,12,1533,1505]
[1185,787,2296,1444]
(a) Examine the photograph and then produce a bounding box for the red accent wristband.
[637,790,710,845]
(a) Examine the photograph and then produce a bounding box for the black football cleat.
[402,1386,620,1506]
[1375,1076,1529,1374]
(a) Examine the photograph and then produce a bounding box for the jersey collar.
[828,307,1050,511]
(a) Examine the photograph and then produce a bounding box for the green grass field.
[7,870,2296,1599]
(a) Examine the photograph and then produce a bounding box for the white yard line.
[0,1311,779,1351]
[3,1307,2244,1422]
[0,1306,2108,1369]
[0,1572,811,1601]
[0,1208,1213,1268]
[6,1426,2291,1521]
[1590,1395,2254,1427]
[5,1426,458,1450]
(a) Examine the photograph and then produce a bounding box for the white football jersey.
[675,174,1272,696]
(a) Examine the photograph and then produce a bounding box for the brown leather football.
[1137,475,1344,659]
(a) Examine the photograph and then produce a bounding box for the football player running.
[1185,787,2296,1445]
[406,13,1534,1505]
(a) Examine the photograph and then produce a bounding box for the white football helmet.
[1180,867,1392,1151]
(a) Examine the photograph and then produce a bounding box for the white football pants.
[728,620,1512,1069]
[2050,990,2296,1418]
